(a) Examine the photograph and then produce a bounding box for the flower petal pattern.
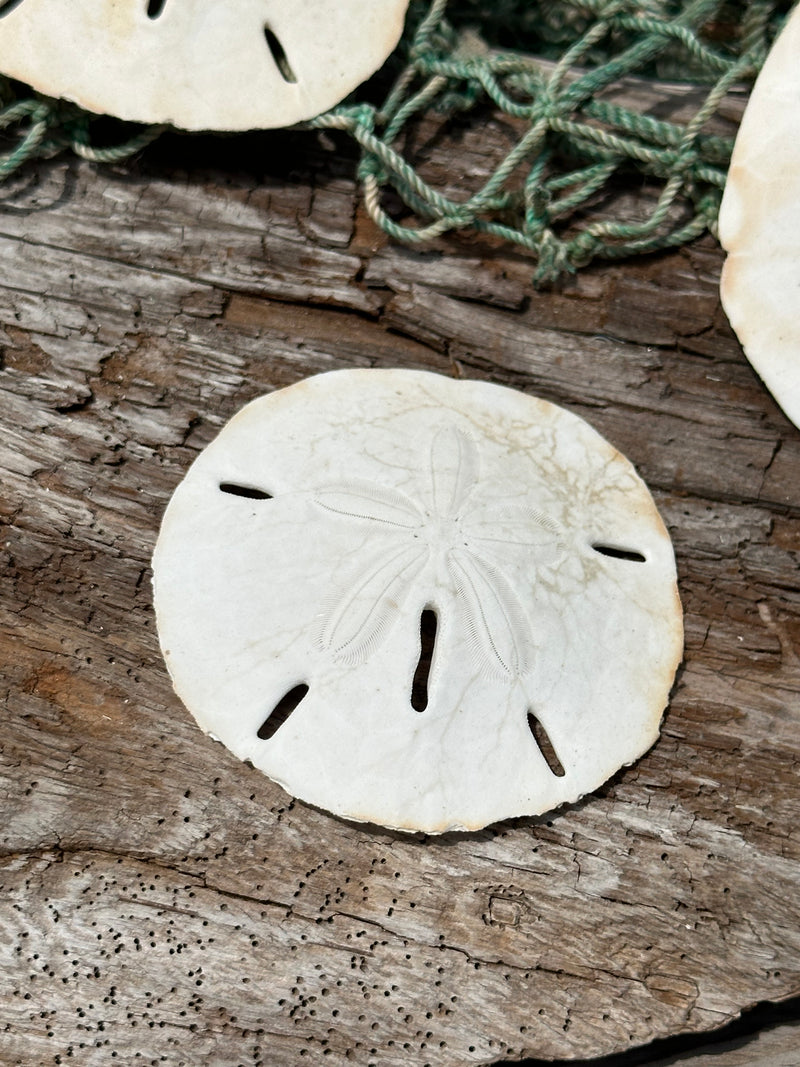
[314,481,423,529]
[319,542,428,665]
[313,428,553,673]
[447,547,537,679]
[428,427,479,519]
[462,505,565,564]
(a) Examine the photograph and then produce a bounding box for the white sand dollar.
[0,0,409,131]
[719,5,800,429]
[152,369,683,833]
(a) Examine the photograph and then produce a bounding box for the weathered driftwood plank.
[649,1021,800,1067]
[0,111,798,1067]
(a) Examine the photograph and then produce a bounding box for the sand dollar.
[152,369,683,832]
[0,0,409,131]
[719,4,800,429]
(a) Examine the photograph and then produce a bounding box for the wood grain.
[0,118,798,1067]
[650,1022,800,1067]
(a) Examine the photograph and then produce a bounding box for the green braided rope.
[313,0,789,281]
[0,0,790,282]
[0,89,163,177]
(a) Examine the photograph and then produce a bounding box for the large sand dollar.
[0,0,409,131]
[152,369,683,832]
[719,4,800,429]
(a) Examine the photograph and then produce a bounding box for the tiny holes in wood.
[527,712,565,777]
[411,609,437,713]
[258,684,309,740]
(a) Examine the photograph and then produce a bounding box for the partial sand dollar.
[719,5,800,429]
[152,369,683,832]
[0,0,409,131]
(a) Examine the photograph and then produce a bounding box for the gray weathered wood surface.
[0,116,798,1067]
[650,1022,799,1067]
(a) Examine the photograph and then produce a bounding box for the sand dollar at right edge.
[719,5,800,430]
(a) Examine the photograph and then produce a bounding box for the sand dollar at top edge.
[0,0,409,130]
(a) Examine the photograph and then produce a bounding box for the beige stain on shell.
[101,0,137,36]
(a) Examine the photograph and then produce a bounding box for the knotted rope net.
[0,0,791,281]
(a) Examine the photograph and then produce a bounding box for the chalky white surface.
[0,0,408,131]
[152,369,683,833]
[719,4,800,430]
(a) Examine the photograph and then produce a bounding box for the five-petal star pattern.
[313,426,565,679]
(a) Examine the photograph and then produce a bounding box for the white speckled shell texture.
[152,369,683,833]
[0,0,409,131]
[719,4,800,430]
